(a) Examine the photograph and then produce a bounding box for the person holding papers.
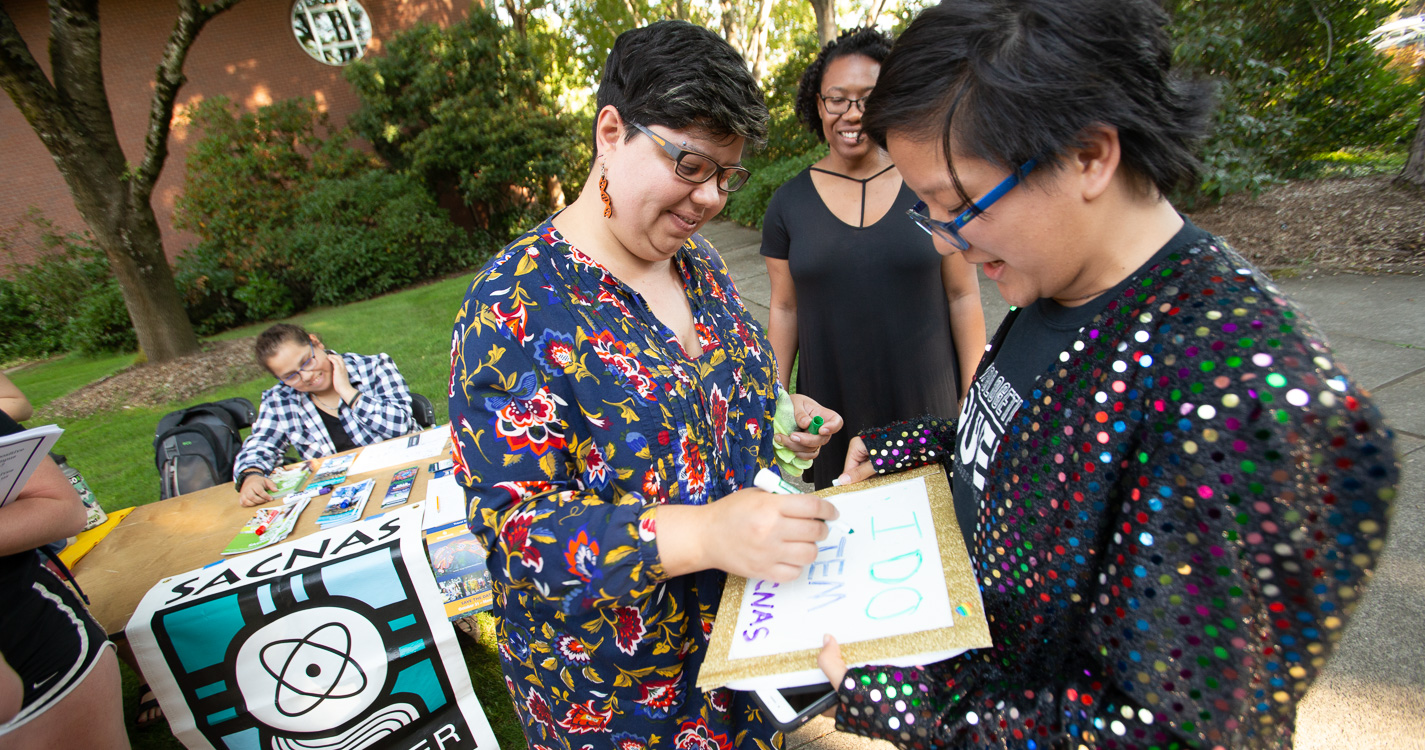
[0,411,129,748]
[448,21,842,749]
[820,1,1397,748]
[233,323,414,507]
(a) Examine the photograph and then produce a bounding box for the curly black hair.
[794,27,895,142]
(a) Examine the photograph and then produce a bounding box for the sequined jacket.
[838,237,1397,749]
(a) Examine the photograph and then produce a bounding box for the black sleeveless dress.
[761,167,961,488]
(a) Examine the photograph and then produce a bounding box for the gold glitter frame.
[697,465,991,689]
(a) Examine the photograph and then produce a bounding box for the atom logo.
[261,622,368,718]
[236,607,388,732]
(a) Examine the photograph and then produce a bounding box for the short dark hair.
[863,0,1212,201]
[255,323,312,368]
[595,20,769,156]
[795,27,895,142]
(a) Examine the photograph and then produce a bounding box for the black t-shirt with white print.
[951,219,1212,535]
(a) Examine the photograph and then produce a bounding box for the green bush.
[285,171,475,305]
[2,216,135,355]
[723,147,827,229]
[174,96,376,276]
[0,279,51,361]
[233,271,296,323]
[171,95,485,334]
[172,240,247,336]
[72,281,137,354]
[344,11,581,239]
[1169,0,1419,201]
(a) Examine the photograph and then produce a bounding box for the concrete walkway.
[697,219,1425,750]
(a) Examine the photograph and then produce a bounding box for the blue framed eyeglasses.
[629,121,752,193]
[907,158,1039,251]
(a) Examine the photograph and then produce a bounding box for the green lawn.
[11,273,527,750]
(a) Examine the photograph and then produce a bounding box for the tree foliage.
[1170,0,1423,201]
[171,97,475,332]
[344,12,581,239]
[175,97,375,273]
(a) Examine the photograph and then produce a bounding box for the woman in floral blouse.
[448,21,843,750]
[818,1,1397,748]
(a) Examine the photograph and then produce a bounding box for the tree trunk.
[1400,95,1425,188]
[0,0,241,363]
[809,0,836,45]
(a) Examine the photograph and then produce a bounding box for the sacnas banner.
[128,503,500,750]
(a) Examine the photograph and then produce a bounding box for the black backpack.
[153,397,255,500]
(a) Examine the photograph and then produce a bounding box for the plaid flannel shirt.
[233,351,414,477]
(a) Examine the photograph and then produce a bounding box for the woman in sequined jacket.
[815,1,1399,748]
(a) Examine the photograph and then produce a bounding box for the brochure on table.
[419,473,493,620]
[346,427,450,476]
[697,465,992,690]
[0,423,63,507]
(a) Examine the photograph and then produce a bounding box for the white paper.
[421,474,467,532]
[346,427,450,476]
[0,423,63,507]
[726,476,955,660]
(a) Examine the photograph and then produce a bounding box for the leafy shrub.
[174,96,376,276]
[0,279,50,362]
[172,96,485,334]
[723,148,827,228]
[72,281,137,354]
[285,171,474,305]
[172,240,247,336]
[2,215,134,355]
[233,272,295,323]
[1169,0,1419,201]
[344,11,581,239]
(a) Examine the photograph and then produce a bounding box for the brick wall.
[0,0,473,272]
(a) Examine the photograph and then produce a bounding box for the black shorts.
[0,562,112,734]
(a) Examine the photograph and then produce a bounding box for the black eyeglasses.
[907,158,1039,251]
[629,121,751,193]
[277,344,320,385]
[818,93,870,115]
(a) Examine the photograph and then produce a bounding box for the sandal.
[453,615,479,642]
[134,682,164,729]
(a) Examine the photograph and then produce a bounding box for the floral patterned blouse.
[448,217,785,750]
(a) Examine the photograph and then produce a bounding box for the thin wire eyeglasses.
[628,121,751,193]
[277,344,320,385]
[907,158,1039,251]
[818,93,870,115]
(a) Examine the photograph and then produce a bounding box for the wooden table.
[71,435,451,637]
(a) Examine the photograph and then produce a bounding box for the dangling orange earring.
[599,161,613,219]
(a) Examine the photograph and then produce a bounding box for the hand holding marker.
[752,467,851,536]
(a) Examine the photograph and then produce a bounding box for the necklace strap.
[808,164,897,228]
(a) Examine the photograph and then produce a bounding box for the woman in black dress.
[762,28,985,489]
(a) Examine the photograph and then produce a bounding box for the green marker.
[804,415,824,435]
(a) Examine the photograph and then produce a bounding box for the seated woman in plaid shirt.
[233,323,415,507]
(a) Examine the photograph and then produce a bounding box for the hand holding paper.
[835,435,876,487]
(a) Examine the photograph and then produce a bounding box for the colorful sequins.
[837,239,1395,749]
